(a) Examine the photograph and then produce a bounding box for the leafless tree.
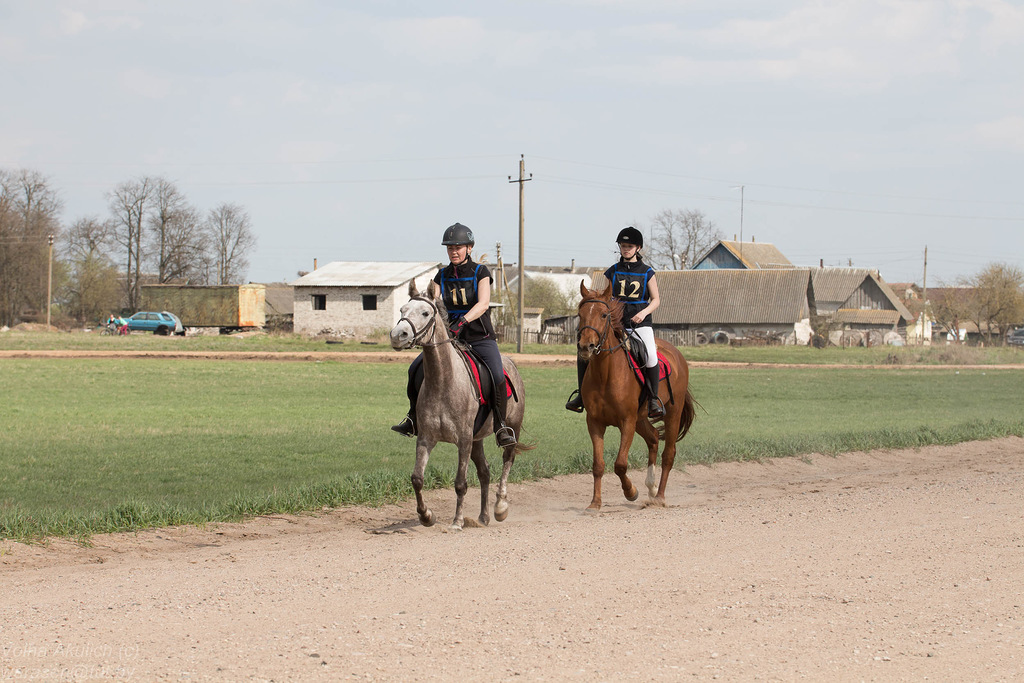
[206,202,256,284]
[107,176,153,310]
[966,263,1024,344]
[644,208,722,270]
[0,169,63,326]
[929,283,975,343]
[146,179,210,284]
[61,216,121,322]
[147,178,192,283]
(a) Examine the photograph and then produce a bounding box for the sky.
[2,0,1023,287]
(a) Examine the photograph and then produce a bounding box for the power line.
[531,154,1024,208]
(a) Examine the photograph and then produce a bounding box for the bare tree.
[61,216,121,322]
[966,263,1024,344]
[0,169,63,326]
[107,176,153,310]
[206,202,256,284]
[929,283,975,343]
[146,179,209,284]
[645,208,722,270]
[147,177,191,283]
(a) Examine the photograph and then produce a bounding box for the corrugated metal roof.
[291,261,441,287]
[811,268,912,320]
[834,309,901,325]
[653,270,812,324]
[719,240,794,269]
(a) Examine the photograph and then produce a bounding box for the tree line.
[0,168,256,328]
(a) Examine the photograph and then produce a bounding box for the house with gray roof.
[651,269,816,345]
[810,268,912,345]
[692,239,794,270]
[291,261,441,337]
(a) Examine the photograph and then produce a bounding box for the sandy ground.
[3,436,1023,681]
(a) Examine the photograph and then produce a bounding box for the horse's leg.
[450,438,473,531]
[635,413,661,500]
[470,439,490,527]
[614,416,639,502]
[586,415,607,510]
[652,392,684,505]
[411,437,437,527]
[493,440,516,520]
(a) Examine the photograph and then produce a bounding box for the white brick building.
[291,261,441,337]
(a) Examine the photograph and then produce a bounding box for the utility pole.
[731,185,745,259]
[495,242,509,296]
[46,234,54,329]
[922,245,928,346]
[508,154,531,352]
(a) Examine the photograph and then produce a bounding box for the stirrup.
[565,390,584,413]
[647,398,665,420]
[495,425,518,447]
[390,415,416,438]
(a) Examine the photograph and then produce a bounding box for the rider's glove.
[449,319,466,338]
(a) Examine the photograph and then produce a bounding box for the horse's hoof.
[494,500,509,522]
[419,510,435,527]
[645,496,667,508]
[585,503,601,512]
[478,514,490,527]
[625,486,639,502]
[447,524,464,532]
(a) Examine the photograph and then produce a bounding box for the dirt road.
[3,437,1023,681]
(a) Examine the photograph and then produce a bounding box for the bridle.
[577,297,625,355]
[398,296,455,348]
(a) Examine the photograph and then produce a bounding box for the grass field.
[3,327,1024,365]
[1,354,1022,540]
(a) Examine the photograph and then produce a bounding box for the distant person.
[565,226,664,419]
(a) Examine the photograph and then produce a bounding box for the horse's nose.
[390,325,410,349]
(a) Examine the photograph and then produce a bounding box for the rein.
[578,297,626,355]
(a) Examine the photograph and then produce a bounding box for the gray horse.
[389,280,532,530]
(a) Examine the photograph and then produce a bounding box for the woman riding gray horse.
[391,222,517,448]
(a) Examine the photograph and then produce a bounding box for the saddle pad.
[459,349,512,406]
[626,350,671,387]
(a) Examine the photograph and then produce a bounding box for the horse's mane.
[581,286,627,340]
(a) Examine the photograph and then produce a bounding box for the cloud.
[118,67,171,100]
[59,9,90,35]
[973,115,1024,152]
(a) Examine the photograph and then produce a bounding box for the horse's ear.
[599,280,614,299]
[579,279,589,298]
[409,279,420,297]
[426,279,440,301]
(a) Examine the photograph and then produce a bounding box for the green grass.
[3,328,1023,365]
[1,357,1022,540]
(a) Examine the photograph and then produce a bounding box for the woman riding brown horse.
[575,279,696,509]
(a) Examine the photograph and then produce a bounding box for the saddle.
[454,344,517,434]
[624,337,673,405]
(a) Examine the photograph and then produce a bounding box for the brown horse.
[576,280,696,509]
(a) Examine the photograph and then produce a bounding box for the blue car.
[126,311,184,335]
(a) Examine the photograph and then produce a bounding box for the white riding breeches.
[627,326,658,368]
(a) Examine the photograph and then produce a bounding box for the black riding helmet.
[616,226,643,248]
[441,222,475,247]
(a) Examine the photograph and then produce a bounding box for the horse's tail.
[513,439,537,455]
[675,388,697,443]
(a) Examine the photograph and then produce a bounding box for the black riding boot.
[565,357,589,413]
[391,358,423,437]
[644,364,665,419]
[390,398,417,437]
[493,381,518,448]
